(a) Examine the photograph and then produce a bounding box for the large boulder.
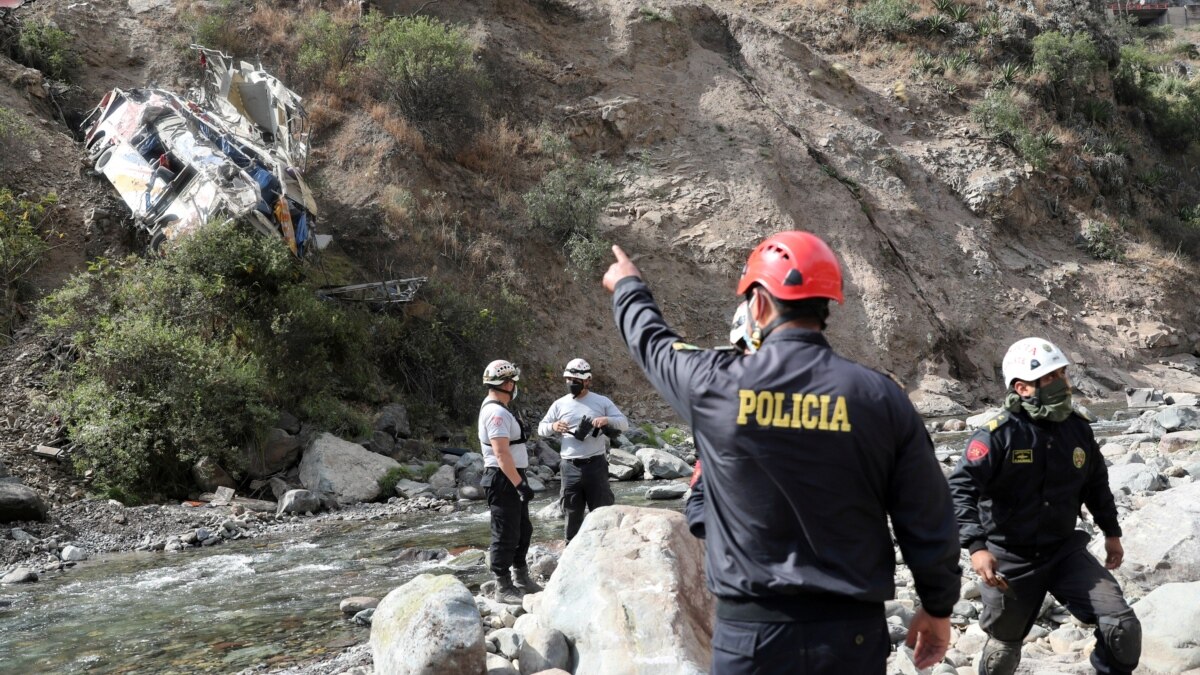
[428,465,457,491]
[1157,405,1200,433]
[371,574,484,675]
[645,483,689,500]
[1107,464,1167,494]
[535,441,561,472]
[192,457,236,492]
[1135,581,1200,674]
[245,427,303,478]
[456,453,486,488]
[1159,430,1200,454]
[0,483,48,523]
[299,432,400,504]
[635,448,691,480]
[277,489,322,515]
[514,614,571,674]
[1093,482,1200,591]
[536,505,712,675]
[375,403,412,439]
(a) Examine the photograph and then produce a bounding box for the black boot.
[493,574,523,604]
[512,566,543,594]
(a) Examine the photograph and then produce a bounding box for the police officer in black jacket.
[602,232,961,674]
[948,338,1140,675]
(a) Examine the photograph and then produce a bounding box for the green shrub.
[563,233,611,282]
[420,461,440,481]
[374,281,528,424]
[189,0,242,55]
[378,466,410,496]
[524,160,618,242]
[852,0,917,38]
[1115,41,1200,148]
[1081,220,1123,261]
[15,20,80,82]
[1,189,57,336]
[1032,31,1104,116]
[0,107,33,146]
[40,221,386,497]
[972,90,1055,170]
[296,10,357,84]
[359,14,485,148]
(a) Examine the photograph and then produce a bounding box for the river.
[0,482,683,674]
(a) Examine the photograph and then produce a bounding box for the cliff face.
[2,0,1198,422]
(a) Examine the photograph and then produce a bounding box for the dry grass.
[454,118,536,187]
[306,90,347,134]
[368,103,427,157]
[248,2,297,55]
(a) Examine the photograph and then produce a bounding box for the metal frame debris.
[80,46,319,255]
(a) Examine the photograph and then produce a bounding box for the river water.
[0,407,1132,674]
[0,482,683,674]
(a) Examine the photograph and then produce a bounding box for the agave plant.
[995,62,1022,87]
[932,0,955,13]
[948,3,970,22]
[925,14,951,35]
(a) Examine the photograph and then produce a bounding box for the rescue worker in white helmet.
[537,358,628,541]
[478,359,539,604]
[948,338,1139,675]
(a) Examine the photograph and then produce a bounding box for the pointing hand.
[602,245,642,293]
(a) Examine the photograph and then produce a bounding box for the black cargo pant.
[483,467,532,578]
[980,532,1140,675]
[560,455,615,541]
[712,598,888,675]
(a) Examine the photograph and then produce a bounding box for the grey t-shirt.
[477,399,529,468]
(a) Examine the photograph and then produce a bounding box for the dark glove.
[572,416,594,441]
[515,480,535,502]
[602,426,623,440]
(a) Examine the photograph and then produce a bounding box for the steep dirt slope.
[2,0,1198,427]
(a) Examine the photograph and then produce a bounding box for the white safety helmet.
[563,358,592,380]
[483,359,521,386]
[729,301,750,349]
[1001,338,1070,387]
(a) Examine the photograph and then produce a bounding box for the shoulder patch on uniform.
[966,439,990,462]
[982,411,1011,432]
[672,341,702,351]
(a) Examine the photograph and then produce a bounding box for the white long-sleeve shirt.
[537,391,628,459]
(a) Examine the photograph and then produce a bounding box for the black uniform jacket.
[613,278,961,617]
[947,408,1121,556]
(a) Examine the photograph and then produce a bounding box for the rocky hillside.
[2,0,1199,433]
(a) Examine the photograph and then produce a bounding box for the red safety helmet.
[736,231,844,303]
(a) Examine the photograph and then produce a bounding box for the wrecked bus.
[80,46,320,255]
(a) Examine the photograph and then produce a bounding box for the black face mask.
[568,382,585,397]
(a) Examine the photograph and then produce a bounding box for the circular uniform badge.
[1073,447,1086,469]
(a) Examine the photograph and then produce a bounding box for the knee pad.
[1099,614,1142,669]
[978,638,1022,675]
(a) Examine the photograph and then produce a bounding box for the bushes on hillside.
[972,89,1057,170]
[1031,31,1104,118]
[524,160,619,279]
[14,19,80,82]
[296,9,357,86]
[1115,41,1200,149]
[40,219,530,498]
[359,14,486,149]
[852,0,917,38]
[1,189,57,336]
[40,221,378,497]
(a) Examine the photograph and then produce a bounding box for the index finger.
[612,245,630,262]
